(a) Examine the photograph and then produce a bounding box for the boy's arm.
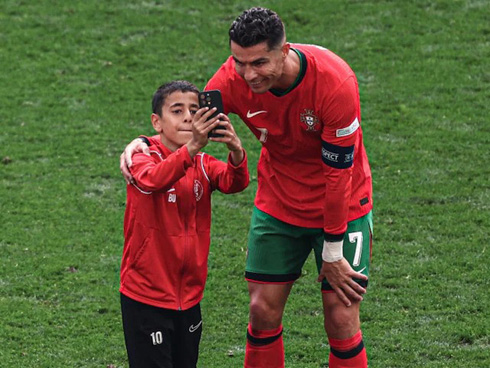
[205,149,249,194]
[205,114,249,193]
[130,145,193,192]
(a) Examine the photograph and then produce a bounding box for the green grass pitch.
[1,0,489,367]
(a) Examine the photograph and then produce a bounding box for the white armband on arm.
[322,240,344,263]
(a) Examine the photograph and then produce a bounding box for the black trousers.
[121,293,203,368]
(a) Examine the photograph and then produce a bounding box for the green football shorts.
[245,207,373,291]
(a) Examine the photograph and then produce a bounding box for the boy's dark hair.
[152,80,199,116]
[229,7,285,50]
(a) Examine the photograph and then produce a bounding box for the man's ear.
[282,42,291,59]
[151,113,163,133]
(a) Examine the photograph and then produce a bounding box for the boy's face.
[151,91,199,151]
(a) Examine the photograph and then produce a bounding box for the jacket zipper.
[178,170,193,311]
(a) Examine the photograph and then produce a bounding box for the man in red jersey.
[120,7,373,368]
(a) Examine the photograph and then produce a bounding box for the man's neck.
[273,48,301,91]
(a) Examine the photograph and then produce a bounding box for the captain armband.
[322,240,344,263]
[321,141,354,169]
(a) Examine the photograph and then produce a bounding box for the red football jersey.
[205,43,372,238]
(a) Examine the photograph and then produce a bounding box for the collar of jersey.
[270,48,307,97]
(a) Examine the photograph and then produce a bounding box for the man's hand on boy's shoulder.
[120,138,150,184]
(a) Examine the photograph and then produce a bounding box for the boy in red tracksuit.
[120,80,249,368]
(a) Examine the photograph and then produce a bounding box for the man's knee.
[323,299,361,338]
[249,295,283,327]
[248,283,291,329]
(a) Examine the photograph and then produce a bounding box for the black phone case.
[199,90,225,138]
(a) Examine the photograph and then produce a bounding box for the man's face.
[152,91,198,151]
[230,40,287,94]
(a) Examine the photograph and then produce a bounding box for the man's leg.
[244,282,293,368]
[322,295,367,368]
[244,207,315,368]
[317,212,373,368]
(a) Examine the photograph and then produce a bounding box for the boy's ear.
[151,113,163,133]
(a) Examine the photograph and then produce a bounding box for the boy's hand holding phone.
[187,106,221,156]
[190,89,244,165]
[209,114,244,166]
[198,90,225,138]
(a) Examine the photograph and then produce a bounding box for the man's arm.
[120,137,152,184]
[317,77,367,307]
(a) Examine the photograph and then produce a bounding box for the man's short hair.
[152,80,199,116]
[229,7,285,50]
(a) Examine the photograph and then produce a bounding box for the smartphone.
[199,90,225,138]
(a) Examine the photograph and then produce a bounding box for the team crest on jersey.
[300,109,320,131]
[194,180,203,201]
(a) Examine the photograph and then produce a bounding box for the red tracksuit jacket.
[120,139,249,310]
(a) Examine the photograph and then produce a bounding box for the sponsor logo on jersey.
[336,117,359,137]
[194,180,203,201]
[246,110,267,118]
[300,109,320,131]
